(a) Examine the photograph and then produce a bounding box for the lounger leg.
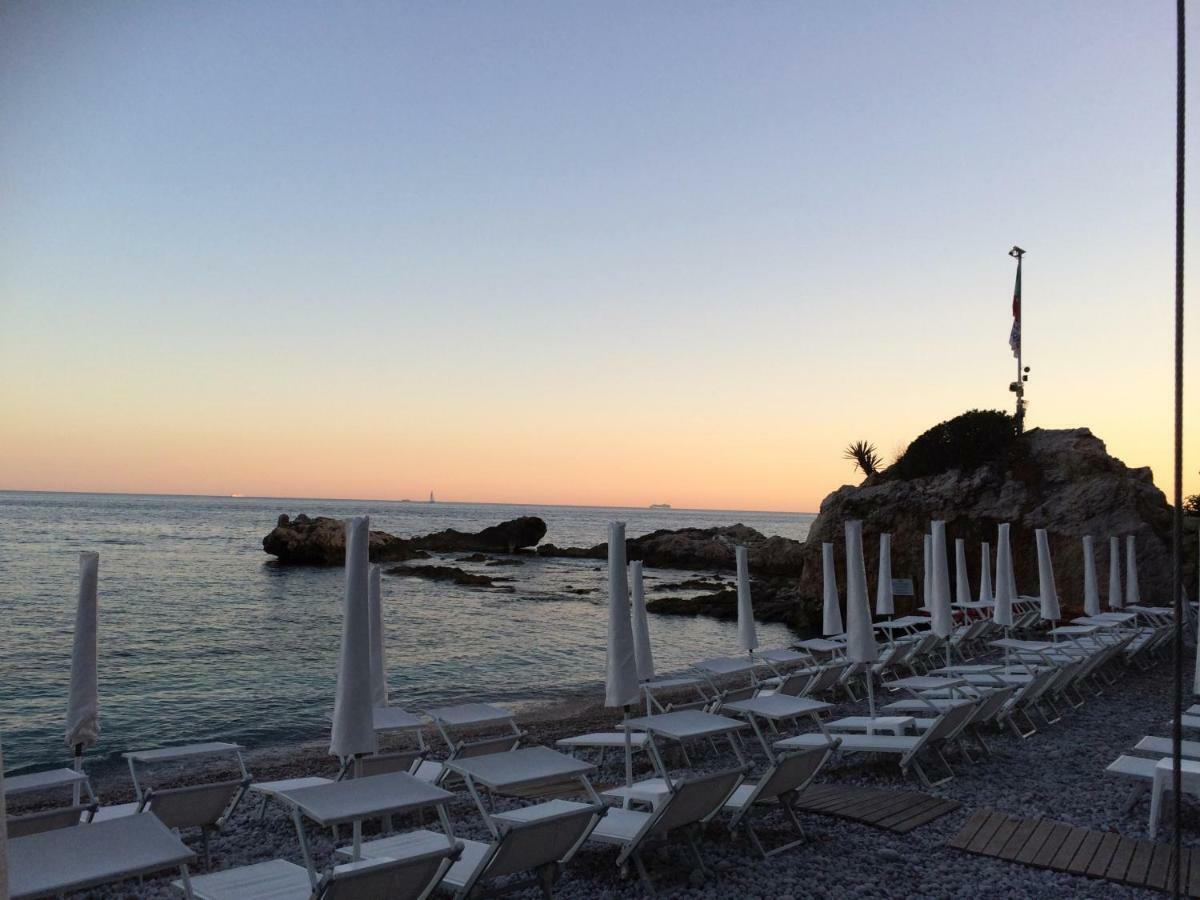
[537,861,559,898]
[258,794,270,820]
[201,827,211,870]
[632,851,656,896]
[177,863,195,900]
[1123,783,1149,815]
[685,828,708,877]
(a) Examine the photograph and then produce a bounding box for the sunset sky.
[1,2,1196,512]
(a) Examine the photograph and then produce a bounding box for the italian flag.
[1009,258,1021,358]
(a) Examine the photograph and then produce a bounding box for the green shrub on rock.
[888,409,1017,481]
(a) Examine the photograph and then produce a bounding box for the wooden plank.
[1145,844,1175,892]
[795,784,839,806]
[1064,829,1104,875]
[1125,839,1158,887]
[876,798,941,832]
[949,809,996,851]
[1047,825,1088,871]
[1103,835,1137,883]
[981,814,1022,858]
[856,793,932,824]
[1030,822,1074,869]
[996,817,1040,861]
[1187,847,1200,898]
[799,786,866,812]
[1086,832,1122,879]
[885,799,960,833]
[1015,820,1058,865]
[837,790,915,821]
[967,812,1012,854]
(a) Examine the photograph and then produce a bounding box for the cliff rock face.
[263,514,546,565]
[799,428,1178,613]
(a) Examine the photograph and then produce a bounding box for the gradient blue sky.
[1,2,1196,510]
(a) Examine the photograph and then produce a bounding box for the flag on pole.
[1009,256,1022,358]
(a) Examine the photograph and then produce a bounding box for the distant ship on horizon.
[429,490,436,503]
[649,503,671,509]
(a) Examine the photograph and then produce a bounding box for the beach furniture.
[758,660,851,700]
[722,742,838,858]
[342,747,604,898]
[555,730,651,767]
[142,776,251,868]
[4,767,99,830]
[775,699,980,788]
[1134,735,1200,759]
[174,845,463,900]
[640,676,711,715]
[590,767,747,892]
[825,716,915,736]
[278,771,457,886]
[6,803,95,838]
[721,694,833,761]
[692,656,761,711]
[421,703,525,785]
[754,647,813,677]
[1147,757,1200,839]
[8,812,197,899]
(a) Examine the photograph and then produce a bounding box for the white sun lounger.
[1135,736,1200,759]
[722,743,837,858]
[176,845,462,900]
[143,776,252,868]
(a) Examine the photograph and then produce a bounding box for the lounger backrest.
[5,803,93,838]
[319,843,462,900]
[650,768,745,836]
[354,750,425,779]
[973,685,1017,723]
[145,777,248,831]
[752,745,833,803]
[805,663,848,695]
[917,700,979,747]
[774,671,813,697]
[719,685,756,705]
[483,804,600,880]
[456,733,523,759]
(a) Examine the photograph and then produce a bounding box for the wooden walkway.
[950,808,1200,896]
[792,784,959,834]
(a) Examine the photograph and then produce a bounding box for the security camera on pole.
[1008,246,1030,433]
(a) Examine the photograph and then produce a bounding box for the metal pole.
[1172,0,1186,893]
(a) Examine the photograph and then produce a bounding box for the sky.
[1,1,1197,512]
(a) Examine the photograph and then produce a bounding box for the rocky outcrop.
[797,428,1184,615]
[263,514,546,565]
[384,564,514,591]
[646,576,813,631]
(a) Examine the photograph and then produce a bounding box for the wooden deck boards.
[950,808,1200,897]
[792,784,959,834]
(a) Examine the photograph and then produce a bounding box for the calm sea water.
[0,491,813,773]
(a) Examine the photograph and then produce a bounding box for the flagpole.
[1009,246,1027,433]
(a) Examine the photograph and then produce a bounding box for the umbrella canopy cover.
[821,542,844,636]
[367,563,388,708]
[1125,536,1140,607]
[1081,536,1101,617]
[1035,528,1061,622]
[1108,536,1123,610]
[735,545,758,652]
[605,522,639,708]
[65,551,100,750]
[993,524,1015,627]
[330,517,378,758]
[922,534,933,610]
[954,539,972,607]
[844,521,878,663]
[979,542,994,605]
[875,533,894,616]
[629,561,655,681]
[930,522,954,639]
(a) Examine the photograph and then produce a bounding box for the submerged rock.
[411,516,546,555]
[384,564,513,590]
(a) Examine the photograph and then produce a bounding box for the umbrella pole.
[866,673,876,725]
[623,705,633,788]
[73,742,82,805]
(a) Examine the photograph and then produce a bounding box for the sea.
[0,491,814,774]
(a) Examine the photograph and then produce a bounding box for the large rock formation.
[798,428,1184,615]
[263,514,546,565]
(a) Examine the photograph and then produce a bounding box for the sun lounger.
[142,776,252,868]
[420,703,525,785]
[722,743,836,858]
[1135,736,1200,759]
[775,700,979,788]
[6,802,96,838]
[177,844,463,899]
[590,767,747,891]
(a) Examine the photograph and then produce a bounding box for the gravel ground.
[47,651,1195,898]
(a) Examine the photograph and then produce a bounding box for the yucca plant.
[843,440,882,477]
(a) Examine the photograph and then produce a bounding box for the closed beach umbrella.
[1108,536,1123,610]
[735,545,758,653]
[954,539,972,608]
[629,561,655,682]
[922,534,933,610]
[65,551,101,775]
[1125,536,1140,607]
[930,522,955,645]
[1,733,8,900]
[993,524,1015,628]
[1035,528,1061,622]
[605,522,639,788]
[821,542,844,636]
[979,542,994,605]
[844,521,879,717]
[1082,536,1101,617]
[367,563,388,708]
[1194,610,1200,697]
[330,516,377,760]
[876,533,894,617]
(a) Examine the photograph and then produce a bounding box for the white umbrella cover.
[1,732,8,900]
[844,522,878,664]
[1034,528,1061,622]
[605,522,639,708]
[65,551,100,752]
[735,545,758,653]
[922,534,933,610]
[979,542,994,605]
[1082,536,1101,617]
[367,563,389,708]
[1125,536,1141,607]
[954,539,972,607]
[629,561,655,682]
[1194,604,1200,697]
[821,542,844,636]
[1108,536,1123,610]
[993,524,1015,627]
[875,533,894,616]
[330,516,377,759]
[930,522,954,639]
